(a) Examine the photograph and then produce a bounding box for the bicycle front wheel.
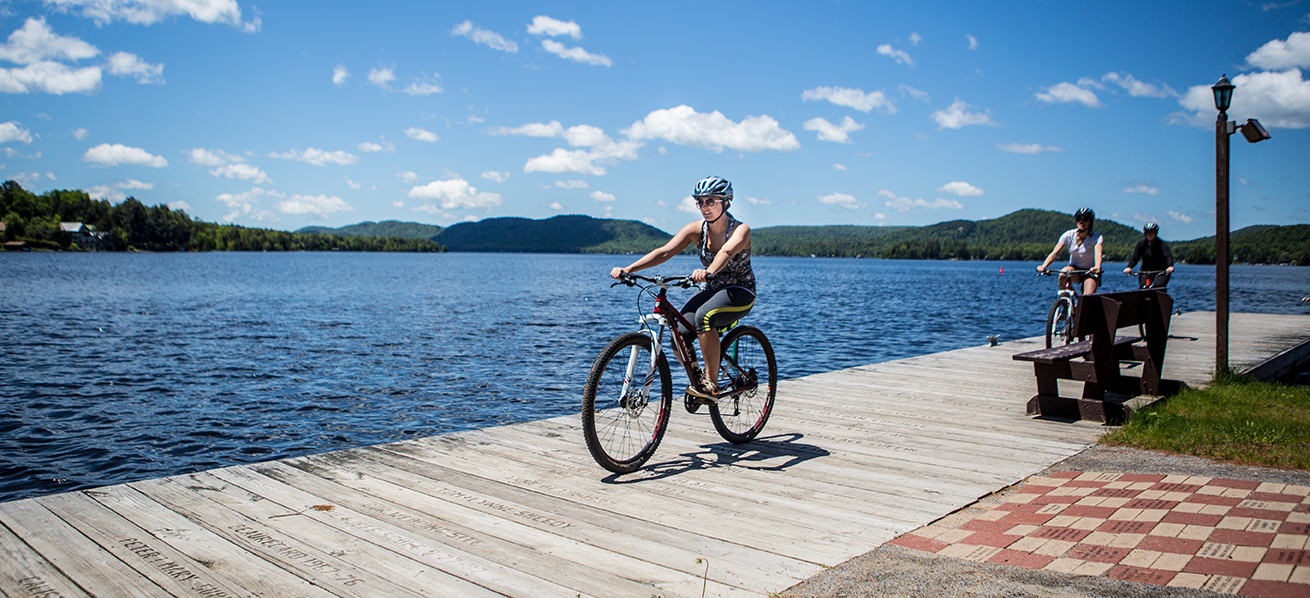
[1046,297,1074,348]
[581,332,672,474]
[710,325,777,444]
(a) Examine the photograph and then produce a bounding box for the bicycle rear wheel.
[710,325,777,444]
[581,332,672,474]
[1045,297,1074,348]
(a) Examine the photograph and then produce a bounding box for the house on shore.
[59,222,111,250]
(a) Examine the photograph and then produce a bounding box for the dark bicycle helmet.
[693,176,733,202]
[1144,222,1159,233]
[1074,207,1094,220]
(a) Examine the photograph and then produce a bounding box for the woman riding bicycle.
[1123,222,1174,288]
[1036,207,1103,295]
[609,176,755,400]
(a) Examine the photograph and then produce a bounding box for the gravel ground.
[778,444,1310,598]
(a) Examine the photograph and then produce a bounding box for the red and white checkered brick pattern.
[889,472,1310,597]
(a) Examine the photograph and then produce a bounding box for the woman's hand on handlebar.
[610,267,629,280]
[690,268,712,283]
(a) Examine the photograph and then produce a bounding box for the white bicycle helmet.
[692,176,733,202]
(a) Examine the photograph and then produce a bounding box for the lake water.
[3,252,1308,503]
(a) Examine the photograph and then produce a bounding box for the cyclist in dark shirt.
[1123,222,1174,288]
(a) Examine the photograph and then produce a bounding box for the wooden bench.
[1013,288,1184,423]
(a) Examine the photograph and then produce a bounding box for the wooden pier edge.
[2,311,1309,598]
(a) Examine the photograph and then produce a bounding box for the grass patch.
[1101,370,1310,469]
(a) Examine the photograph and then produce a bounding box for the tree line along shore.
[3,181,1307,265]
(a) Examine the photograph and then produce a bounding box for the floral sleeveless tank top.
[699,213,755,294]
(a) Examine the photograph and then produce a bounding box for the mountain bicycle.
[1127,269,1170,290]
[581,272,777,474]
[1039,269,1092,348]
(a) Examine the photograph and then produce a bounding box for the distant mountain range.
[297,211,1310,264]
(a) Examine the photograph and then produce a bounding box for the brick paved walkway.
[888,471,1310,597]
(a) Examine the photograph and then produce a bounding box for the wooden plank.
[0,518,92,598]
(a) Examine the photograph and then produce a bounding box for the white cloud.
[83,143,167,167]
[345,176,361,190]
[405,127,439,142]
[492,121,566,138]
[967,34,978,50]
[47,0,260,31]
[332,64,349,86]
[525,147,609,176]
[877,44,913,66]
[1101,72,1176,98]
[880,189,963,212]
[801,86,896,113]
[186,147,243,167]
[367,67,395,89]
[269,147,358,166]
[86,178,154,201]
[106,52,163,84]
[909,32,922,46]
[931,99,996,129]
[357,139,394,153]
[555,179,588,189]
[540,39,611,66]
[403,79,442,95]
[211,162,270,184]
[548,201,564,210]
[0,17,98,64]
[1171,69,1310,128]
[527,16,581,39]
[215,187,281,222]
[819,193,864,210]
[0,61,102,94]
[72,127,88,140]
[590,191,614,202]
[1035,81,1102,107]
[168,200,192,212]
[452,21,518,53]
[0,121,32,144]
[899,84,929,102]
[995,142,1063,154]
[624,105,799,153]
[1168,210,1193,224]
[397,171,419,183]
[832,164,847,171]
[803,116,865,143]
[279,194,353,218]
[1124,183,1161,195]
[745,196,771,205]
[496,120,643,175]
[676,196,699,214]
[937,181,984,196]
[407,177,503,210]
[1246,31,1310,70]
[481,171,509,183]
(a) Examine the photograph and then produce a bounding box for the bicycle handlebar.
[1124,270,1168,276]
[611,272,703,289]
[1037,269,1092,276]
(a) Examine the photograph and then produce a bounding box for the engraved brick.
[1071,561,1115,576]
[1033,526,1091,542]
[1200,575,1246,594]
[1091,487,1140,499]
[1154,482,1203,493]
[1108,565,1175,585]
[1187,557,1259,578]
[1128,498,1179,510]
[1120,474,1167,483]
[1099,519,1156,535]
[1062,505,1117,519]
[1279,521,1310,535]
[1068,544,1131,564]
[1265,549,1309,566]
[1140,535,1205,554]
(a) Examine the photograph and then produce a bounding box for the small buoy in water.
[999,266,1005,274]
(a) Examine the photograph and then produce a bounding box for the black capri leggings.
[679,286,756,334]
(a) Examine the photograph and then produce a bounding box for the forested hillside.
[431,215,673,253]
[297,220,445,239]
[0,182,444,252]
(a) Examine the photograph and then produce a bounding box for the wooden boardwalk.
[3,312,1309,598]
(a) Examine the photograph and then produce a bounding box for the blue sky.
[2,0,1307,240]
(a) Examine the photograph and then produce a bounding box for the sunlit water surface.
[3,252,1307,502]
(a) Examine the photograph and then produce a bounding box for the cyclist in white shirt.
[1036,207,1103,295]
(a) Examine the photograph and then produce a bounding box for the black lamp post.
[1213,75,1233,372]
[1211,74,1269,372]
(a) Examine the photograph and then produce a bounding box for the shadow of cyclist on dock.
[602,433,830,484]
